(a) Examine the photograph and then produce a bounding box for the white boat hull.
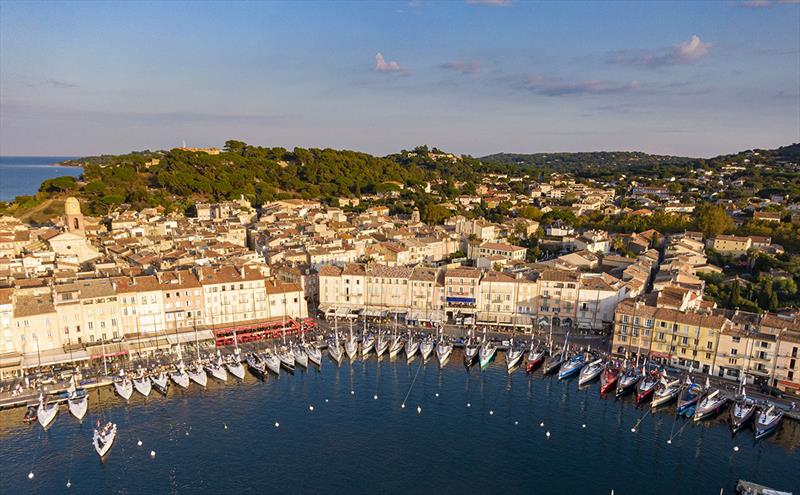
[93,424,117,457]
[436,344,452,366]
[188,368,208,387]
[37,402,58,429]
[170,371,190,389]
[133,378,152,397]
[227,362,246,380]
[68,396,88,421]
[114,381,133,401]
[208,366,228,382]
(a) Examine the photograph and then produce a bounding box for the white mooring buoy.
[28,472,34,480]
[150,450,156,458]
[137,439,142,446]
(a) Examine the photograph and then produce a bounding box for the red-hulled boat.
[526,343,546,373]
[636,370,660,404]
[600,362,620,395]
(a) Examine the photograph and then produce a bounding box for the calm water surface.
[1,354,798,494]
[0,156,81,201]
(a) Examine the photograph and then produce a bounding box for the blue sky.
[1,0,798,157]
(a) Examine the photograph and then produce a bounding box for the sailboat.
[478,330,497,370]
[578,358,604,386]
[205,350,228,382]
[93,421,117,458]
[635,367,660,404]
[388,328,404,359]
[37,394,58,429]
[730,374,756,432]
[293,342,309,369]
[132,367,152,398]
[558,351,585,380]
[754,402,784,439]
[246,352,267,380]
[543,328,564,375]
[505,335,525,371]
[170,360,191,389]
[405,330,420,360]
[615,361,641,397]
[187,361,208,387]
[419,335,435,361]
[526,340,546,372]
[328,325,344,365]
[113,370,134,401]
[277,345,296,373]
[651,376,681,408]
[676,376,703,417]
[67,379,88,422]
[150,371,169,395]
[435,329,452,366]
[375,330,389,358]
[463,328,479,367]
[304,341,322,367]
[600,361,620,394]
[693,377,727,421]
[345,321,358,361]
[227,348,246,380]
[262,349,282,375]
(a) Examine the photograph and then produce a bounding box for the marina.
[1,331,799,494]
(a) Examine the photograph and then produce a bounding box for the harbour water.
[0,156,81,201]
[1,354,798,494]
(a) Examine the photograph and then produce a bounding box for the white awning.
[166,330,214,345]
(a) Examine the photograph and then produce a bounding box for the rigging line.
[401,356,424,408]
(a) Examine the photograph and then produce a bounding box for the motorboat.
[67,384,88,422]
[246,353,267,380]
[651,377,681,409]
[93,421,117,458]
[304,343,322,367]
[37,394,58,429]
[170,362,191,389]
[730,390,757,433]
[262,350,282,375]
[277,346,296,373]
[578,359,604,386]
[635,370,660,404]
[292,344,309,369]
[132,370,152,398]
[693,380,727,422]
[113,373,134,401]
[615,365,641,397]
[505,337,525,371]
[187,362,208,387]
[226,350,246,380]
[558,352,585,380]
[150,372,169,394]
[600,362,620,394]
[419,337,435,361]
[526,343,546,372]
[375,332,390,358]
[464,333,480,367]
[435,334,452,366]
[676,378,703,416]
[405,334,420,360]
[754,403,784,439]
[205,353,229,382]
[478,337,497,371]
[361,332,375,357]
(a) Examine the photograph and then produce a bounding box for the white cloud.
[375,52,402,73]
[608,35,712,68]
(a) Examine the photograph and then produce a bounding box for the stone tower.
[64,197,85,235]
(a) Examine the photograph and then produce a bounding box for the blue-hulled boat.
[676,377,703,416]
[558,352,585,380]
[754,403,784,440]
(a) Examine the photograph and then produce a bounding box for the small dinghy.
[23,405,38,424]
[132,370,152,398]
[113,373,134,401]
[754,403,784,440]
[730,390,757,433]
[419,337,435,361]
[292,344,309,369]
[150,372,169,395]
[304,343,322,367]
[676,378,703,416]
[170,362,191,389]
[651,377,681,409]
[205,352,228,382]
[226,349,246,380]
[436,335,453,367]
[578,359,604,386]
[93,421,117,458]
[558,352,585,380]
[67,384,88,422]
[187,362,208,387]
[693,380,727,422]
[262,350,282,375]
[37,394,58,430]
[600,362,620,394]
[246,353,267,380]
[526,343,546,372]
[505,337,525,371]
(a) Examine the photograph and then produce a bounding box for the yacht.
[187,362,208,387]
[205,352,228,382]
[578,358,604,386]
[463,330,480,367]
[170,361,191,389]
[37,394,58,429]
[635,370,660,404]
[754,403,784,439]
[361,331,375,357]
[435,333,452,366]
[405,332,420,360]
[558,352,585,380]
[419,336,435,361]
[505,337,525,371]
[113,372,134,401]
[262,350,282,375]
[375,331,390,358]
[693,379,727,422]
[525,342,546,372]
[246,352,267,380]
[132,369,152,398]
[93,421,117,458]
[150,371,169,395]
[226,349,246,380]
[388,332,404,359]
[676,377,703,416]
[730,373,755,433]
[600,361,620,394]
[345,332,358,361]
[305,343,322,367]
[67,383,88,422]
[543,347,564,375]
[615,364,641,397]
[277,346,296,373]
[651,377,681,409]
[328,333,344,366]
[478,334,497,371]
[292,343,309,369]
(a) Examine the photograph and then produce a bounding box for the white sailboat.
[150,371,169,394]
[419,335,434,361]
[67,380,88,422]
[206,351,228,382]
[405,330,419,360]
[113,371,133,401]
[226,333,246,380]
[132,368,152,398]
[170,361,191,389]
[187,362,208,387]
[435,329,452,367]
[37,394,58,429]
[345,320,358,361]
[478,329,496,370]
[361,324,375,357]
[304,340,322,367]
[93,421,117,458]
[505,335,525,371]
[375,330,389,357]
[328,323,344,365]
[262,349,282,375]
[293,342,309,369]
